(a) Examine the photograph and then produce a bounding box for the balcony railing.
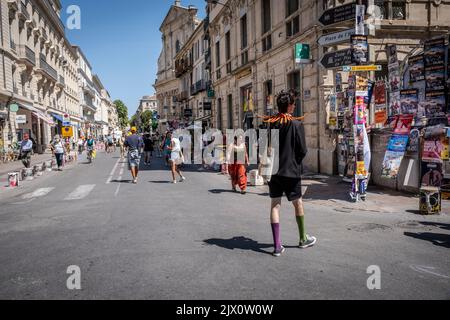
[10,39,16,51]
[191,80,207,96]
[21,2,30,20]
[39,53,58,81]
[18,45,36,65]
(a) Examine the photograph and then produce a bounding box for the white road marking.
[64,185,96,201]
[22,188,55,200]
[114,162,126,197]
[410,265,450,279]
[106,158,121,184]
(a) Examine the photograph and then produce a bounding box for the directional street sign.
[342,65,382,72]
[318,28,355,46]
[319,2,357,26]
[320,48,353,69]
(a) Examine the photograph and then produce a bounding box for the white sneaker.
[299,235,317,249]
[172,180,177,184]
[179,176,186,182]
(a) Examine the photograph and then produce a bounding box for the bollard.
[45,160,53,172]
[8,172,20,188]
[22,168,34,181]
[33,164,43,177]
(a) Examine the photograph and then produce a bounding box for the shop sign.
[9,103,19,113]
[16,115,26,124]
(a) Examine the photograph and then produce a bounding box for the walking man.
[125,127,143,184]
[267,90,317,257]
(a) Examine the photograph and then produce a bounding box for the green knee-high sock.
[296,216,307,243]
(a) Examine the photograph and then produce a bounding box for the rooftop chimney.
[174,0,181,6]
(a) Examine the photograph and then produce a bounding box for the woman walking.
[161,132,172,166]
[51,135,66,171]
[167,132,186,184]
[226,135,249,194]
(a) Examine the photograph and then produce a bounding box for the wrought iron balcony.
[39,53,58,81]
[18,45,36,66]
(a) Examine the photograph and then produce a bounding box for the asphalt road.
[0,151,449,300]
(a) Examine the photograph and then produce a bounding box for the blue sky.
[61,0,206,116]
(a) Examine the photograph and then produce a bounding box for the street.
[0,151,449,300]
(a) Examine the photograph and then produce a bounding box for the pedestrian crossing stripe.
[22,188,55,199]
[64,185,96,201]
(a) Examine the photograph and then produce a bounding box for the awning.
[18,103,39,113]
[51,113,63,122]
[33,111,54,125]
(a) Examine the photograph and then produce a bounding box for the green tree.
[129,114,138,128]
[114,100,129,129]
[140,110,153,132]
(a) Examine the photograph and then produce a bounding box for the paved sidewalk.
[246,174,450,215]
[0,152,54,176]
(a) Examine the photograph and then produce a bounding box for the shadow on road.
[149,181,171,184]
[419,221,450,231]
[204,236,273,255]
[404,232,450,248]
[110,179,132,184]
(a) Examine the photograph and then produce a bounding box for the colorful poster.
[393,114,414,135]
[390,91,401,116]
[381,151,405,179]
[336,73,343,93]
[351,35,369,65]
[364,80,375,105]
[407,129,420,153]
[424,90,446,117]
[356,75,369,96]
[423,139,445,162]
[425,65,445,91]
[409,55,425,82]
[387,135,409,152]
[421,161,443,187]
[441,137,449,160]
[387,45,398,66]
[355,96,366,124]
[424,37,446,67]
[400,89,419,114]
[374,81,386,105]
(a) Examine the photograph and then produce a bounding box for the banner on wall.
[425,65,445,91]
[409,55,425,82]
[387,135,410,153]
[374,80,387,125]
[400,89,419,114]
[381,151,405,179]
[423,138,445,163]
[336,73,343,93]
[390,91,401,116]
[394,114,414,135]
[421,161,443,187]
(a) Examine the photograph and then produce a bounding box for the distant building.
[137,95,158,114]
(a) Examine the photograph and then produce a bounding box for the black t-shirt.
[143,138,154,152]
[270,119,308,178]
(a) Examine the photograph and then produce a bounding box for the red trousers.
[229,164,247,191]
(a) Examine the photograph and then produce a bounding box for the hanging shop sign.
[295,43,311,64]
[351,35,369,65]
[319,2,357,26]
[15,115,26,124]
[203,102,212,111]
[320,48,353,69]
[317,28,355,46]
[409,55,425,82]
[343,65,382,72]
[9,103,19,113]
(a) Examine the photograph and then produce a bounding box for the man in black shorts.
[268,90,317,257]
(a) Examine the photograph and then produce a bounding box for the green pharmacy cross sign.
[295,43,311,64]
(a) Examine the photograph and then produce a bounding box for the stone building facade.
[154,1,201,130]
[207,0,450,175]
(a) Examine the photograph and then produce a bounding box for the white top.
[171,137,181,153]
[53,141,65,154]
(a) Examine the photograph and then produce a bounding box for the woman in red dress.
[226,135,249,194]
